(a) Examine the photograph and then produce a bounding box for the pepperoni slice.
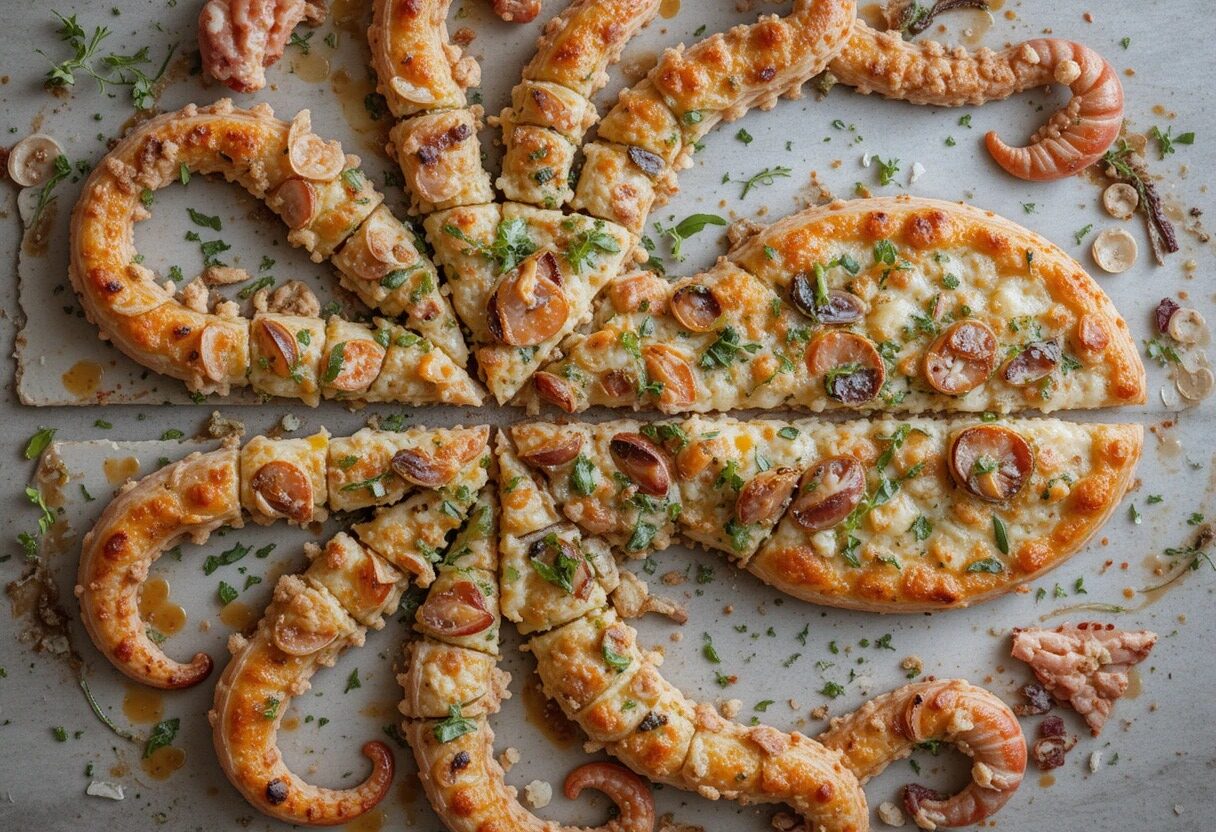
[325,340,385,392]
[736,467,800,526]
[488,251,568,347]
[805,331,885,404]
[254,319,300,379]
[643,345,697,409]
[949,424,1034,502]
[417,581,494,638]
[609,433,671,497]
[250,461,314,523]
[519,434,584,468]
[924,320,998,395]
[789,456,866,531]
[534,371,579,413]
[670,285,723,332]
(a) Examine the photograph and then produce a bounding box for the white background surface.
[0,1,1213,830]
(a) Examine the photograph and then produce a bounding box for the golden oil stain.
[139,576,187,637]
[988,0,1005,8]
[1125,667,1142,700]
[140,745,186,780]
[331,69,392,153]
[21,197,57,256]
[398,777,418,825]
[281,714,301,732]
[958,10,994,47]
[1039,773,1055,788]
[62,360,103,399]
[330,0,366,32]
[122,685,164,725]
[522,674,580,748]
[110,761,129,778]
[220,600,258,631]
[103,456,140,485]
[7,575,42,618]
[658,0,680,19]
[1003,9,1016,20]
[345,808,384,832]
[359,700,396,719]
[291,51,332,83]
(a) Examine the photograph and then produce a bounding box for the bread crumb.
[719,699,742,719]
[878,801,906,826]
[524,780,552,809]
[901,655,923,677]
[1088,750,1101,772]
[499,747,520,772]
[810,704,829,720]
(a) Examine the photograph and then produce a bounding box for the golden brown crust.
[369,0,479,118]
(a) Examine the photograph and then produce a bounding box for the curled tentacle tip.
[360,739,396,785]
[563,762,656,832]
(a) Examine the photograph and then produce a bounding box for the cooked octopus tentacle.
[68,99,480,403]
[400,478,656,832]
[494,436,866,832]
[818,680,1027,830]
[575,0,857,232]
[199,0,533,92]
[75,444,241,688]
[77,426,490,691]
[206,429,491,825]
[829,23,1123,181]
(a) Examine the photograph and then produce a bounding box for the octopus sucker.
[829,23,1123,181]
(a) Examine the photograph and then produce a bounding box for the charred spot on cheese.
[265,778,289,805]
[636,711,668,732]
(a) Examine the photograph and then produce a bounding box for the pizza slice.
[508,415,1142,612]
[425,203,633,404]
[526,197,1145,415]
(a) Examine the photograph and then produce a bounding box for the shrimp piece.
[819,680,1027,830]
[491,0,542,22]
[198,0,324,93]
[830,24,1123,180]
[1011,622,1157,736]
[983,40,1124,181]
[210,574,395,825]
[75,445,241,689]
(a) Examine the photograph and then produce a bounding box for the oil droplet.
[345,808,384,832]
[331,69,391,154]
[1039,773,1055,788]
[659,0,680,19]
[104,456,141,485]
[522,674,579,748]
[220,600,258,631]
[139,576,187,637]
[988,0,1005,9]
[1125,667,1142,699]
[958,10,994,47]
[359,700,396,719]
[281,714,301,732]
[292,51,332,83]
[22,197,57,256]
[110,762,129,778]
[141,745,186,780]
[123,685,164,725]
[62,360,103,399]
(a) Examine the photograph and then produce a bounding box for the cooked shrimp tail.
[984,40,1124,181]
[830,24,1123,181]
[819,679,1027,830]
[564,762,657,832]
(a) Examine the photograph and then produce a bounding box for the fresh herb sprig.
[38,12,177,110]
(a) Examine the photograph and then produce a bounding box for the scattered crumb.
[901,655,923,677]
[499,746,520,772]
[810,704,829,720]
[280,413,301,432]
[205,411,245,439]
[86,781,125,801]
[661,570,685,586]
[719,699,742,719]
[523,779,552,809]
[878,801,906,827]
[787,698,800,710]
[202,266,249,286]
[670,631,683,643]
[1089,750,1102,772]
[657,814,704,832]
